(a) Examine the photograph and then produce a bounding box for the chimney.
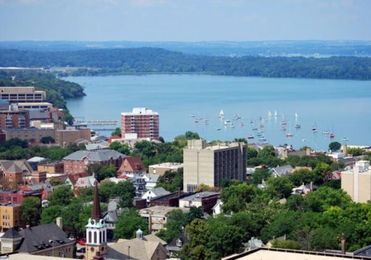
[341,237,346,254]
[56,217,63,229]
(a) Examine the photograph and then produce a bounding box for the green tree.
[40,205,63,224]
[266,176,294,199]
[288,169,319,186]
[329,142,341,152]
[221,183,258,213]
[252,168,271,185]
[87,164,117,182]
[207,223,244,259]
[112,181,136,208]
[305,186,351,212]
[22,197,41,226]
[182,219,210,260]
[40,136,55,144]
[156,169,183,192]
[111,127,122,137]
[48,185,73,206]
[114,209,147,239]
[272,239,301,249]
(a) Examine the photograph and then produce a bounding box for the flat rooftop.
[180,191,220,202]
[121,107,158,116]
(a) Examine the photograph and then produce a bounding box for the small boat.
[295,124,301,129]
[329,133,335,139]
[252,127,258,131]
[312,128,317,133]
[247,135,254,140]
[323,131,329,135]
[216,128,221,131]
[286,133,294,137]
[240,122,244,127]
[281,127,287,131]
[281,121,287,126]
[219,110,224,119]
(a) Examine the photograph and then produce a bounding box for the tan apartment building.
[0,203,22,231]
[121,107,159,140]
[183,140,247,192]
[341,160,371,203]
[0,87,46,103]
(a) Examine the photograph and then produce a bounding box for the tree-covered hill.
[1,48,371,80]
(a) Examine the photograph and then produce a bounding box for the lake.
[65,74,371,151]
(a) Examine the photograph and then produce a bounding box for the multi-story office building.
[121,107,159,140]
[341,160,371,203]
[183,139,247,192]
[0,87,46,103]
[0,104,30,130]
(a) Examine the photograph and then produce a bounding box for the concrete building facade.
[341,160,371,203]
[121,107,159,140]
[183,140,247,192]
[0,87,46,103]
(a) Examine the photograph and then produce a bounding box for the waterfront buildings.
[3,126,91,146]
[121,107,159,140]
[0,87,46,103]
[341,160,371,203]
[183,140,247,192]
[63,149,124,175]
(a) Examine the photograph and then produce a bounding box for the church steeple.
[92,181,101,220]
[85,181,107,260]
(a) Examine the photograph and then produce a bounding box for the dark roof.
[63,149,124,162]
[167,233,188,251]
[2,228,21,239]
[0,160,33,174]
[17,223,73,253]
[354,245,371,257]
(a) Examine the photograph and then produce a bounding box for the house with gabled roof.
[63,149,125,175]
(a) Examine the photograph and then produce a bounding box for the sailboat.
[219,110,224,120]
[294,112,301,129]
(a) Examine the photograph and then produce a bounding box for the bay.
[65,74,371,151]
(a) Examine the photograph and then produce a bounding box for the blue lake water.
[65,74,371,151]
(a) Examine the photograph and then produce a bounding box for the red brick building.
[121,107,159,140]
[63,149,125,175]
[0,189,42,204]
[0,109,30,130]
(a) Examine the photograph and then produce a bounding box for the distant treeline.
[1,48,371,80]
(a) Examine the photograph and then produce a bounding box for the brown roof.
[0,160,33,175]
[117,157,145,174]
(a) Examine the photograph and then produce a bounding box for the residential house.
[166,233,188,257]
[271,165,293,177]
[116,156,145,177]
[179,191,220,214]
[141,187,171,202]
[139,206,189,233]
[0,160,33,187]
[74,175,97,190]
[105,230,167,260]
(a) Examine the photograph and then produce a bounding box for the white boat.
[219,110,224,119]
[286,133,294,137]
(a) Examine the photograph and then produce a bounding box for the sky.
[0,0,370,41]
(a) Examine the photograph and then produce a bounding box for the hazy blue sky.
[0,0,370,41]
